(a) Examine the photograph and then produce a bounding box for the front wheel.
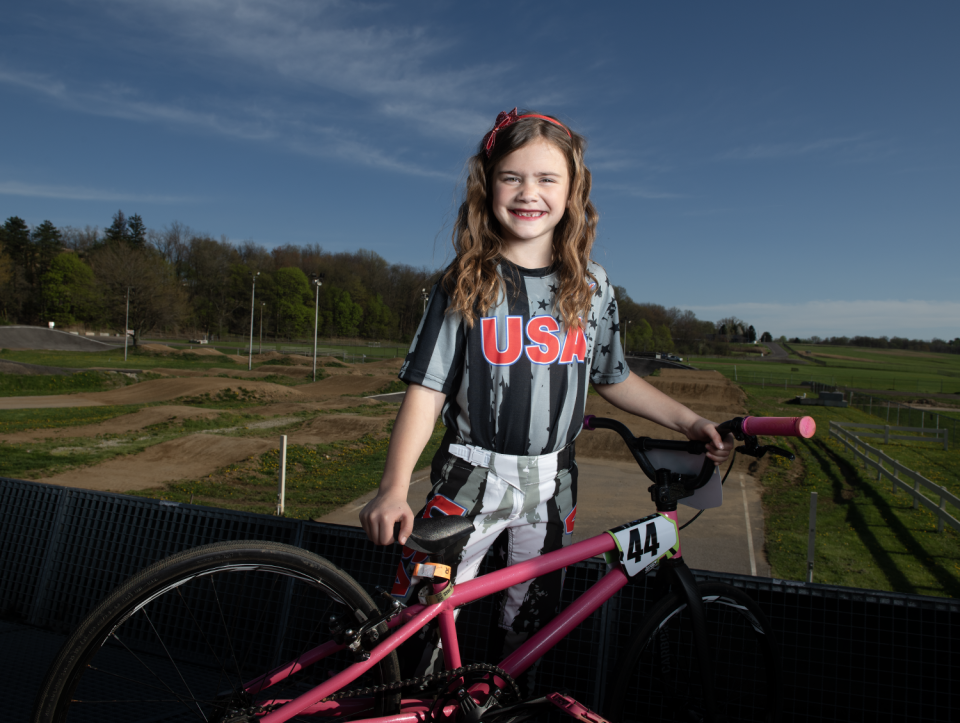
[32,540,401,722]
[605,581,781,722]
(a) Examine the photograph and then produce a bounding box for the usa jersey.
[399,259,629,456]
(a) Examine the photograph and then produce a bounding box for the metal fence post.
[277,435,288,516]
[938,497,946,533]
[884,425,890,444]
[807,491,817,583]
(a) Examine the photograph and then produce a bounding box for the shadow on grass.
[806,439,960,597]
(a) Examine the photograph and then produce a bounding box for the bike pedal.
[545,692,612,723]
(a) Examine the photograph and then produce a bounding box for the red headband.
[482,108,572,157]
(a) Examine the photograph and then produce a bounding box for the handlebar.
[742,415,816,438]
[581,414,815,497]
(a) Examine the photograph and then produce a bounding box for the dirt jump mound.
[578,370,747,461]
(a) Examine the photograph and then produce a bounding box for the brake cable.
[678,449,738,531]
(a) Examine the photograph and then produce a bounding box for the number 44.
[627,522,659,564]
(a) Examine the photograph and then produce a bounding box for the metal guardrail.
[829,422,960,533]
[832,421,948,451]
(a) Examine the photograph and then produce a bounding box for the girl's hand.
[360,489,414,546]
[684,417,735,464]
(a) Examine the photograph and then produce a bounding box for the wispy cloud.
[0,64,451,178]
[0,181,193,203]
[598,182,687,200]
[97,0,507,141]
[0,1,516,177]
[683,300,960,340]
[717,135,866,161]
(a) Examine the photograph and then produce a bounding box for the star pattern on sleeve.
[610,321,620,334]
[600,344,611,356]
[549,283,559,295]
[588,317,598,330]
[606,300,617,316]
[616,361,624,374]
[594,284,603,298]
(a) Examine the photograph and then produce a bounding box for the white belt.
[448,442,493,468]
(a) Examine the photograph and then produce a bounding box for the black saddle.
[403,516,475,555]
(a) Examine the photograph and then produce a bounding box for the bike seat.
[404,516,476,555]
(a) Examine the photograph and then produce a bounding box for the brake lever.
[734,440,795,461]
[765,445,796,461]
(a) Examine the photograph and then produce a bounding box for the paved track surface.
[0,325,125,351]
[316,456,769,578]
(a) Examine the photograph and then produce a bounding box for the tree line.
[0,212,438,346]
[16,210,950,357]
[786,334,960,355]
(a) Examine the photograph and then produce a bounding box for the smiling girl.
[361,108,730,683]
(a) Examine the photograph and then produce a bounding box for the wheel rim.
[59,560,387,722]
[613,592,777,723]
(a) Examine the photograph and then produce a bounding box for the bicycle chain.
[321,662,522,703]
[243,662,521,719]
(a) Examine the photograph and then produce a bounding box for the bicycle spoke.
[85,662,198,699]
[174,586,233,691]
[108,631,208,723]
[207,576,246,695]
[141,610,211,722]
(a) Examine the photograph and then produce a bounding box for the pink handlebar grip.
[582,415,596,431]
[742,416,816,438]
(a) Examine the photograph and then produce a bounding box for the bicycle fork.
[651,467,719,723]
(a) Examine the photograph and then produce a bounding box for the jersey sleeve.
[588,265,630,385]
[398,283,467,395]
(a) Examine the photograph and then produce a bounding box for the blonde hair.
[442,111,598,329]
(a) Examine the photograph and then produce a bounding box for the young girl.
[361,108,730,680]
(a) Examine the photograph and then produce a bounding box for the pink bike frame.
[248,510,682,723]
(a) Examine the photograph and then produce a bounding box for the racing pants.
[391,436,577,691]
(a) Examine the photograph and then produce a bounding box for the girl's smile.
[492,138,570,266]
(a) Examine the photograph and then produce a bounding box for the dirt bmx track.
[3,362,748,492]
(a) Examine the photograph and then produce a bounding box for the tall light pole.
[421,288,429,315]
[623,319,632,356]
[123,286,132,362]
[311,274,324,382]
[248,272,259,371]
[259,301,265,354]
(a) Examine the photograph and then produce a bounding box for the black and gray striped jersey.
[399,259,629,456]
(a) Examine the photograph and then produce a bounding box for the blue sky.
[2,1,958,340]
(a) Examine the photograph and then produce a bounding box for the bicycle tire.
[32,540,401,723]
[605,581,781,722]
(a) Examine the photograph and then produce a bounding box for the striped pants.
[391,441,578,686]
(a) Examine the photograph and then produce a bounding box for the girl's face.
[491,138,570,265]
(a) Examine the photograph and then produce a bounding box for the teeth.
[515,211,543,217]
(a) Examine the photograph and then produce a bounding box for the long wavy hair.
[442,111,598,329]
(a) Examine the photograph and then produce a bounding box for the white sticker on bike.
[606,514,678,577]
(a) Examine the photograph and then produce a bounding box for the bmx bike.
[33,414,815,723]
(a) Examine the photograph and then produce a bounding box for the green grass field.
[0,346,239,371]
[690,345,960,394]
[744,384,959,598]
[0,410,294,479]
[146,335,407,362]
[0,405,144,434]
[127,422,444,519]
[0,370,159,396]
